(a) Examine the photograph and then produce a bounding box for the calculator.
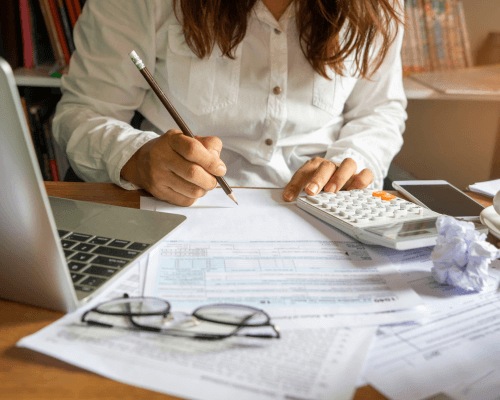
[296,189,443,250]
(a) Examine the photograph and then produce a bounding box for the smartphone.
[392,180,485,221]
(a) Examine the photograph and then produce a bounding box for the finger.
[304,161,337,196]
[165,154,218,191]
[196,136,223,157]
[168,131,226,177]
[149,184,199,207]
[324,158,357,193]
[345,168,374,190]
[282,157,323,201]
[147,170,211,207]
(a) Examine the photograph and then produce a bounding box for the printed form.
[18,263,376,400]
[143,189,427,328]
[361,246,500,400]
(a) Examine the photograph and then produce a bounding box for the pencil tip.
[228,193,238,205]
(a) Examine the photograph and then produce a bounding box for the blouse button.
[273,86,282,95]
[265,138,273,146]
[274,28,282,35]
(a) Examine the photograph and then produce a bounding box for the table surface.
[1,182,495,400]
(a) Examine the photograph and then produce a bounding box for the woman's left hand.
[282,157,374,202]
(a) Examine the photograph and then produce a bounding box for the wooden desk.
[0,182,495,400]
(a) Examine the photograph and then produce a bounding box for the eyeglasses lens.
[96,298,169,315]
[194,305,269,326]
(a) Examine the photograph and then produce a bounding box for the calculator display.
[364,218,438,241]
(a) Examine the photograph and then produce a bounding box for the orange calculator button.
[381,194,396,201]
[372,191,387,198]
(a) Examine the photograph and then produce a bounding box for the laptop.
[0,58,186,312]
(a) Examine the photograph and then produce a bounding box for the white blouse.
[52,0,407,190]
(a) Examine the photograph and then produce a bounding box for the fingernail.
[283,190,294,201]
[216,165,226,175]
[306,183,319,195]
[331,184,337,193]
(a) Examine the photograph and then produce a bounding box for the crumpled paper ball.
[430,215,500,291]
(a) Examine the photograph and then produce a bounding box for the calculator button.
[340,210,355,217]
[394,210,407,217]
[306,195,322,204]
[355,216,369,223]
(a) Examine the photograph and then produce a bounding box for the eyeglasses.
[81,294,280,341]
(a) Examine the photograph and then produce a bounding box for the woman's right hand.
[121,129,227,206]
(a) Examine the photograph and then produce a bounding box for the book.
[38,0,66,67]
[46,0,71,65]
[42,116,60,181]
[409,64,500,95]
[417,0,431,71]
[445,0,463,68]
[410,0,426,72]
[72,0,82,17]
[48,115,70,180]
[456,0,473,67]
[422,0,439,71]
[56,0,75,54]
[29,0,56,67]
[27,104,51,180]
[19,0,35,68]
[431,0,447,70]
[0,0,22,69]
[64,0,78,28]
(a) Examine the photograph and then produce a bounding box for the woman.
[53,0,406,206]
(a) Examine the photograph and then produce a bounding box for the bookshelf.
[14,64,62,87]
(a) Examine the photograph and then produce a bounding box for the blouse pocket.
[312,60,358,116]
[166,24,242,116]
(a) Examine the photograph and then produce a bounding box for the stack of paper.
[468,179,500,198]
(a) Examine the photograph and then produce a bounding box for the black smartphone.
[392,180,485,220]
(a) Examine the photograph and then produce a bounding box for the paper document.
[18,262,377,400]
[143,189,426,328]
[145,240,425,328]
[362,247,500,400]
[468,179,500,198]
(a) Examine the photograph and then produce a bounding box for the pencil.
[129,50,238,205]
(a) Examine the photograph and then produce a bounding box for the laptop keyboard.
[58,230,150,294]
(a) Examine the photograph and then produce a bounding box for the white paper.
[468,179,500,198]
[444,369,500,400]
[362,250,500,400]
[145,189,426,328]
[17,262,377,400]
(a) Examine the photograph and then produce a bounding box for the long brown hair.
[173,0,403,79]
